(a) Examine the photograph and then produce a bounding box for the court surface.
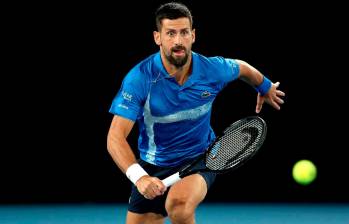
[1,202,348,223]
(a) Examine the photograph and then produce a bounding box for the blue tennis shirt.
[109,51,240,167]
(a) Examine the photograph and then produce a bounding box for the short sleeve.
[225,58,240,81]
[109,68,148,121]
[208,56,240,87]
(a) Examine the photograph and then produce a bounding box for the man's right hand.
[135,176,167,199]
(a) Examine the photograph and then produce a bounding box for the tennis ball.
[292,160,317,185]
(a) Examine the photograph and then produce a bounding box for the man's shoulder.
[193,52,227,67]
[193,52,237,83]
[194,52,231,74]
[126,52,158,81]
[133,52,157,72]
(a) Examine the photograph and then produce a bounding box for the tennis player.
[107,2,285,224]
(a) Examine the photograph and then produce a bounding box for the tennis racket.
[162,116,267,187]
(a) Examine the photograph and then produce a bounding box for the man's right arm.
[107,115,138,173]
[107,115,166,199]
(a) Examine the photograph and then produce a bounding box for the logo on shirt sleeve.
[118,104,129,110]
[122,91,133,101]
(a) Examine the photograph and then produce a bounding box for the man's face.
[154,18,195,68]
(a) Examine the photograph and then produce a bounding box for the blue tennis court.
[1,203,348,223]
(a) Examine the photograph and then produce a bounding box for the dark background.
[2,0,348,204]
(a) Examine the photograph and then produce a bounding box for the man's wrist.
[255,76,272,96]
[126,163,148,185]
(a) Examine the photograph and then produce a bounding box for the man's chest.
[147,81,219,117]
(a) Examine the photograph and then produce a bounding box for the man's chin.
[173,60,187,67]
[173,54,188,62]
[166,53,188,67]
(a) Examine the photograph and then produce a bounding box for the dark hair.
[155,2,193,31]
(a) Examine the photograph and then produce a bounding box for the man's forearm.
[107,132,137,174]
[236,59,264,86]
[236,59,272,95]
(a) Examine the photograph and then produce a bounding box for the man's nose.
[174,34,182,45]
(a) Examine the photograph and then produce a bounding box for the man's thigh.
[166,173,208,207]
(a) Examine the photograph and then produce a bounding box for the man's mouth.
[172,49,185,56]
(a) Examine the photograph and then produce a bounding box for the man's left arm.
[235,59,285,113]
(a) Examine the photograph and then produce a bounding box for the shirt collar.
[154,51,170,79]
[153,51,200,83]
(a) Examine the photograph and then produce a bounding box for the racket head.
[205,116,267,173]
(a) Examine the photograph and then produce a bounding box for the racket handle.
[162,172,181,187]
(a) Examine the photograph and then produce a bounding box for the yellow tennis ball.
[292,160,317,185]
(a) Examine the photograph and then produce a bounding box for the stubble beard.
[165,46,190,69]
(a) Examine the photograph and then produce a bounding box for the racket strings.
[205,119,265,171]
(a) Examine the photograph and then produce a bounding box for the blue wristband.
[255,76,272,96]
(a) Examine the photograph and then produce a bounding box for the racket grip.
[162,172,181,187]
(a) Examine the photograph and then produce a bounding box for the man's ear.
[153,31,161,46]
[192,29,196,44]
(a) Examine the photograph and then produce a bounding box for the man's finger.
[277,90,285,96]
[275,97,284,105]
[256,93,263,113]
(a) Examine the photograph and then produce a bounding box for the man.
[107,2,285,224]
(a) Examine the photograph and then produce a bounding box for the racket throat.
[162,172,181,187]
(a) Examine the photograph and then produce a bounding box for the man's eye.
[167,31,175,36]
